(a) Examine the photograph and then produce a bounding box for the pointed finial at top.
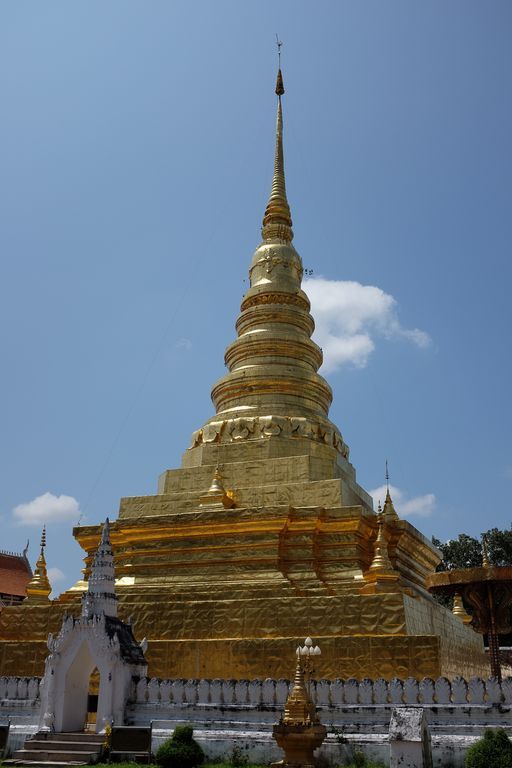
[276,34,283,64]
[261,38,293,243]
[40,525,46,553]
[274,36,284,97]
[100,517,110,545]
[382,462,399,522]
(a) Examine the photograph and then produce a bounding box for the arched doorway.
[86,667,100,731]
[61,642,96,732]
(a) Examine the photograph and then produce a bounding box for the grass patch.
[93,764,268,768]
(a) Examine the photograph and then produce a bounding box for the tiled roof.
[105,616,146,665]
[0,553,32,599]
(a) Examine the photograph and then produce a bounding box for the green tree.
[432,533,482,571]
[484,527,512,566]
[432,526,512,571]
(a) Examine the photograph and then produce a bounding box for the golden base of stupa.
[0,438,486,680]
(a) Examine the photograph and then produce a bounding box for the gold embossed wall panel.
[119,593,407,642]
[138,635,441,680]
[403,594,488,678]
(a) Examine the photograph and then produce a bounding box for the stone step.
[3,761,89,767]
[26,739,102,752]
[32,732,104,744]
[13,748,98,762]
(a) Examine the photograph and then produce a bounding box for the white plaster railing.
[2,674,511,708]
[0,676,41,701]
[132,675,512,708]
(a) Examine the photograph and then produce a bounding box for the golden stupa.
[0,68,486,681]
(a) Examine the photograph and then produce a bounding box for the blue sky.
[1,1,511,592]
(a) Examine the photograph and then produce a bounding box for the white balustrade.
[330,679,344,705]
[135,676,148,703]
[160,679,172,704]
[222,679,236,705]
[419,678,435,705]
[170,679,185,705]
[486,676,503,704]
[0,676,41,701]
[316,679,331,706]
[6,674,509,711]
[235,679,249,704]
[275,679,290,706]
[359,678,373,704]
[248,679,262,705]
[344,679,359,704]
[389,678,403,705]
[197,679,210,704]
[184,679,198,704]
[403,678,419,705]
[147,677,161,704]
[434,677,451,704]
[374,678,388,705]
[262,678,276,706]
[468,677,485,704]
[451,676,468,704]
[210,679,223,705]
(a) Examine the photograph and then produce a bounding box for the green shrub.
[230,746,249,768]
[465,729,512,768]
[342,753,386,768]
[156,726,204,768]
[172,725,195,744]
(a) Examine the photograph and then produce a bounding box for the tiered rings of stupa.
[190,70,349,459]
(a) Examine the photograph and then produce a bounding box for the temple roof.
[104,615,146,664]
[0,551,32,599]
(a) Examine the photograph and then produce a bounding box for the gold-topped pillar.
[25,527,52,602]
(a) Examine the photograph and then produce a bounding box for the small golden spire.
[26,525,52,602]
[383,489,399,523]
[283,652,317,725]
[369,513,394,573]
[452,592,472,625]
[199,466,235,509]
[361,512,400,594]
[382,462,399,522]
[209,467,225,494]
[482,537,490,568]
[261,65,293,243]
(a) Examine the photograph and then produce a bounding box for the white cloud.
[13,492,81,526]
[176,337,192,350]
[369,484,436,518]
[47,567,65,584]
[304,277,431,372]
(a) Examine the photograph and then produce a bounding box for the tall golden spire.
[261,69,293,243]
[189,62,351,462]
[26,526,52,602]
